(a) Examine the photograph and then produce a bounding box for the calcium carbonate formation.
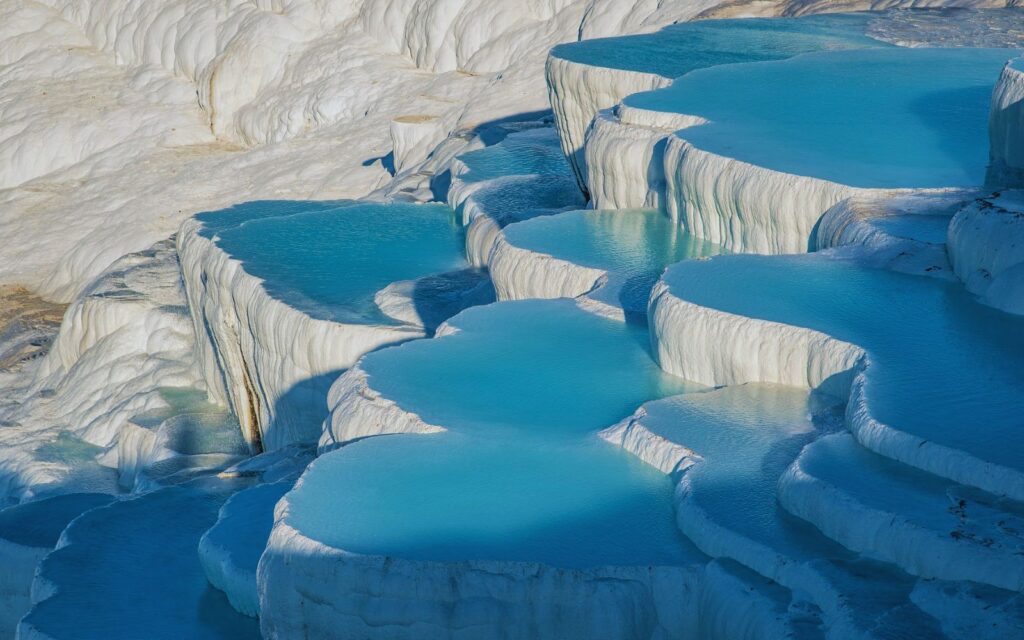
[1,3,1024,640]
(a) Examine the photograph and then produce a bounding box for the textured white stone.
[259,512,703,640]
[489,230,606,302]
[601,395,896,640]
[667,135,893,254]
[0,0,738,303]
[988,58,1024,187]
[845,370,1024,501]
[391,115,451,175]
[546,55,672,194]
[320,363,445,451]
[649,277,865,397]
[651,239,1024,502]
[0,240,201,503]
[779,433,1024,591]
[948,190,1024,314]
[583,107,702,210]
[816,191,966,278]
[177,218,424,452]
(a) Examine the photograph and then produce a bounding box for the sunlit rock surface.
[0,0,726,303]
[949,190,1024,313]
[0,240,209,504]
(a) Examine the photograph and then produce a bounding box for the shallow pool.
[626,48,1015,189]
[502,208,724,308]
[551,13,884,78]
[0,493,113,549]
[449,128,585,229]
[287,299,700,568]
[664,253,1024,475]
[198,200,468,324]
[638,385,839,560]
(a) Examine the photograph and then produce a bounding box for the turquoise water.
[289,300,701,567]
[627,48,1015,189]
[198,201,468,323]
[155,412,249,458]
[664,253,1024,474]
[363,300,691,439]
[292,435,693,566]
[21,479,259,639]
[502,208,724,308]
[551,14,884,78]
[459,174,584,226]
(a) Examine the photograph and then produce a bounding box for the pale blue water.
[363,300,691,439]
[198,201,467,323]
[636,386,938,633]
[289,300,701,567]
[21,479,259,639]
[459,174,584,226]
[292,435,694,566]
[502,208,724,308]
[551,14,884,78]
[626,48,1015,189]
[642,385,835,555]
[155,412,249,458]
[664,254,1024,474]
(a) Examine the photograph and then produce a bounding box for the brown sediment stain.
[0,285,67,372]
[236,345,265,455]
